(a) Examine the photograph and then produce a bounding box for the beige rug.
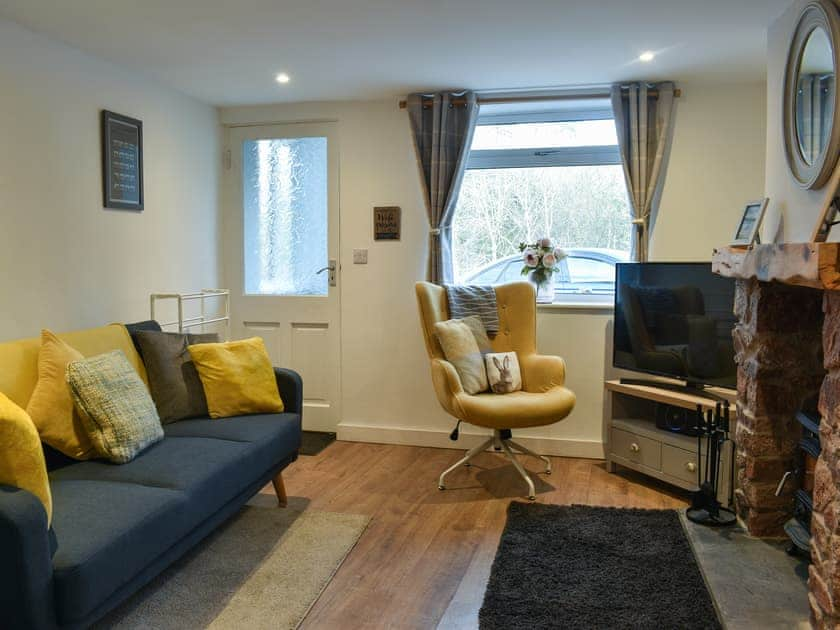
[96,495,370,630]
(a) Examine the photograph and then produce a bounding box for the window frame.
[466,107,622,170]
[458,106,628,307]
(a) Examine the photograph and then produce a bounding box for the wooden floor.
[262,441,688,630]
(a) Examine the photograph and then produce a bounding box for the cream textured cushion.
[25,329,97,460]
[67,350,163,464]
[460,315,493,353]
[485,352,522,394]
[434,319,488,394]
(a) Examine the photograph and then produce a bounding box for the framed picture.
[101,110,143,210]
[731,198,769,246]
[374,206,401,240]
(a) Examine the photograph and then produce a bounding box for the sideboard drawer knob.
[686,462,697,473]
[629,443,640,453]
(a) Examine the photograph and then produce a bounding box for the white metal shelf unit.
[150,289,231,340]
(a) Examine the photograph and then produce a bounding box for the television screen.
[613,262,737,389]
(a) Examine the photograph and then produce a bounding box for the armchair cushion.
[434,319,488,394]
[456,387,576,430]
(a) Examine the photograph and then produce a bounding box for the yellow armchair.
[416,281,576,499]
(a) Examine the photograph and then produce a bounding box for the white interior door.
[225,122,340,432]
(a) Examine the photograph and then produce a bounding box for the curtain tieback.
[631,218,646,226]
[429,228,442,237]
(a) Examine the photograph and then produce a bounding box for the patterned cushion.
[66,350,163,464]
[485,352,522,394]
[434,319,488,394]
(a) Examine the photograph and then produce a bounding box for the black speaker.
[655,403,700,436]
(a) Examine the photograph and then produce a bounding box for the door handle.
[316,260,337,287]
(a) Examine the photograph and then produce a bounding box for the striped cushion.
[67,350,163,464]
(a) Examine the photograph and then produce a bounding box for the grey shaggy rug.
[479,503,721,630]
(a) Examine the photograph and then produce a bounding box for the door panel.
[226,122,340,432]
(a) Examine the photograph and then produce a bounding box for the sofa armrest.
[0,485,55,630]
[274,368,303,416]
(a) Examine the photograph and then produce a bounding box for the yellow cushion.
[0,393,52,524]
[188,337,284,419]
[26,330,97,460]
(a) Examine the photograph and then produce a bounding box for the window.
[452,105,631,303]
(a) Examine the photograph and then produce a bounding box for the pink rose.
[523,248,539,268]
[538,237,552,248]
[553,247,567,260]
[542,253,557,268]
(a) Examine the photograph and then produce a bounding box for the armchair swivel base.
[438,429,552,500]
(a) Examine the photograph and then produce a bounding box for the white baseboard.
[336,422,604,459]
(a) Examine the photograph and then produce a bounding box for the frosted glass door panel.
[243,137,328,296]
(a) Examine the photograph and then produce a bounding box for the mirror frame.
[784,0,840,189]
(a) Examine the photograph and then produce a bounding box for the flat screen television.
[613,262,737,390]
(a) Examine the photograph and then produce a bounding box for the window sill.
[537,301,614,312]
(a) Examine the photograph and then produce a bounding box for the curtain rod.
[398,88,681,109]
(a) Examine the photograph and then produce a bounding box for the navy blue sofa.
[0,357,302,629]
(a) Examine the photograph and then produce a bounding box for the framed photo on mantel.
[101,110,143,210]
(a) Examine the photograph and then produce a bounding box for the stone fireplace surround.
[713,242,840,627]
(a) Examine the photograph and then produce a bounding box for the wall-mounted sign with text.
[374,206,401,241]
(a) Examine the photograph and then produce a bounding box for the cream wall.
[220,82,766,458]
[763,1,839,242]
[0,19,221,340]
[653,82,767,259]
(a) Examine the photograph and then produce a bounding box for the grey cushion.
[134,331,218,423]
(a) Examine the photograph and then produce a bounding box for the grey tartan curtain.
[611,82,676,262]
[407,91,479,284]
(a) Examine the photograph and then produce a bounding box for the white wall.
[220,83,766,458]
[0,19,221,340]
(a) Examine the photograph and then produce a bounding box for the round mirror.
[784,1,840,189]
[796,27,835,165]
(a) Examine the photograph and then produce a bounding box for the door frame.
[222,120,342,432]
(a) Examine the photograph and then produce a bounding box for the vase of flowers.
[519,238,567,304]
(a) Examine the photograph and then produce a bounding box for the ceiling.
[0,0,791,107]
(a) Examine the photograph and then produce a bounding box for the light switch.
[353,248,368,264]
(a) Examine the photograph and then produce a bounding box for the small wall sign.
[374,206,401,240]
[102,110,144,210]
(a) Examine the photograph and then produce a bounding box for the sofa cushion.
[188,338,284,418]
[50,436,256,514]
[49,479,187,625]
[67,350,163,464]
[164,413,302,473]
[134,331,218,424]
[25,330,98,460]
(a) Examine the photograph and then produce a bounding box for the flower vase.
[528,271,555,304]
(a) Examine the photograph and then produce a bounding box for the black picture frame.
[101,110,144,210]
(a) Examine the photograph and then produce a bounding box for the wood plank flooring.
[262,441,688,630]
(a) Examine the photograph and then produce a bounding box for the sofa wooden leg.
[272,471,288,507]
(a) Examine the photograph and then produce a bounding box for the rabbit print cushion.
[485,352,522,394]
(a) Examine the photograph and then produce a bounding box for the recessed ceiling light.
[275,72,291,84]
[639,51,655,62]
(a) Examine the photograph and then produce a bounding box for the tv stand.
[618,377,732,404]
[604,379,735,503]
